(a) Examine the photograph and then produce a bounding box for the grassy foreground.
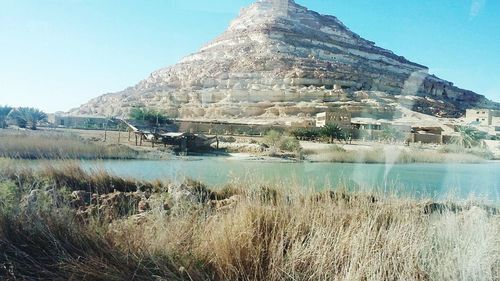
[0,162,499,280]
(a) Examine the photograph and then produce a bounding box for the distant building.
[351,118,386,131]
[316,111,351,128]
[285,120,315,128]
[465,109,500,126]
[408,126,445,144]
[47,114,118,130]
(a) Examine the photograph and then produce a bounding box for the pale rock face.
[71,0,498,120]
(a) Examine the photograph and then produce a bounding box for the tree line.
[0,106,47,130]
[291,124,351,143]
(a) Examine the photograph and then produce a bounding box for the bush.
[290,127,321,140]
[263,130,282,147]
[278,136,301,152]
[264,131,301,153]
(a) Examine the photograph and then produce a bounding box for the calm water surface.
[79,157,500,202]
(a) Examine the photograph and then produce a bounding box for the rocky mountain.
[71,0,499,121]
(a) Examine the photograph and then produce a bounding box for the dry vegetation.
[0,161,498,280]
[303,144,488,164]
[0,131,138,159]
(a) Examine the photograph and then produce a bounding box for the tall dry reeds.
[0,131,137,159]
[0,163,499,280]
[115,187,499,281]
[305,145,485,164]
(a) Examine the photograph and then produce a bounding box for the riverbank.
[0,162,498,280]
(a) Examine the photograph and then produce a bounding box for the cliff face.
[72,0,498,120]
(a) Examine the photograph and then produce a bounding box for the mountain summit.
[72,0,498,120]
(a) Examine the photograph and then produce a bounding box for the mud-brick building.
[465,109,500,126]
[47,114,119,130]
[316,111,352,128]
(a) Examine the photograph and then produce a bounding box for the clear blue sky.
[0,0,499,113]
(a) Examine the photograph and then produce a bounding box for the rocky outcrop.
[71,0,499,120]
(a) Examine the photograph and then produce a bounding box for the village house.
[47,114,119,130]
[465,109,500,126]
[464,108,500,137]
[315,111,351,128]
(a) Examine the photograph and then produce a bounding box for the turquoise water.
[79,157,500,202]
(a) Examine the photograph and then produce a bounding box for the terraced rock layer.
[71,0,499,120]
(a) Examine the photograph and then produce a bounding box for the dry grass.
[305,146,485,164]
[0,131,138,159]
[0,163,499,280]
[0,160,164,194]
[115,189,499,281]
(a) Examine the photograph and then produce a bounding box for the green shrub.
[279,136,301,152]
[0,181,20,212]
[290,127,321,140]
[263,130,282,147]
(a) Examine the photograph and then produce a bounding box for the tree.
[381,126,407,142]
[453,126,487,148]
[8,107,47,130]
[0,106,13,129]
[320,123,344,143]
[129,108,169,127]
[264,130,282,147]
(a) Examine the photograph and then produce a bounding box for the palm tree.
[320,123,344,143]
[8,107,47,130]
[0,106,13,129]
[453,125,486,148]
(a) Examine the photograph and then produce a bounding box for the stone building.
[316,111,352,128]
[47,114,118,130]
[465,109,500,126]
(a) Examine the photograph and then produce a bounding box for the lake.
[78,157,500,202]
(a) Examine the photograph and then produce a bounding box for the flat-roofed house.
[316,111,351,128]
[465,109,498,126]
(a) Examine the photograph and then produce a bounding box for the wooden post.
[152,137,155,148]
[128,129,131,141]
[140,135,142,146]
[135,134,138,146]
[104,118,108,142]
